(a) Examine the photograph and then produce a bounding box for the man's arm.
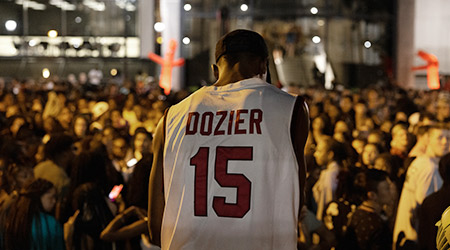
[291,96,310,214]
[148,112,167,247]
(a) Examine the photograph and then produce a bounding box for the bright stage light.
[364,41,372,48]
[154,22,165,32]
[184,4,192,11]
[42,68,50,79]
[110,68,118,76]
[5,20,17,31]
[312,36,321,44]
[240,4,249,12]
[310,7,318,15]
[48,30,58,38]
[182,37,191,45]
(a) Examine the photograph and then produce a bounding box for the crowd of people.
[0,77,178,250]
[0,72,450,249]
[297,86,450,250]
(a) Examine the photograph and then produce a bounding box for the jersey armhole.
[290,96,307,162]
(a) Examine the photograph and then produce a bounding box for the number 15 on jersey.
[190,146,253,218]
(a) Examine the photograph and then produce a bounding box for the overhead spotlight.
[240,4,249,12]
[154,22,165,32]
[184,4,192,11]
[110,68,118,76]
[75,16,82,23]
[42,68,50,79]
[312,36,321,44]
[182,37,191,45]
[47,30,58,38]
[5,20,17,31]
[310,7,318,15]
[28,39,38,47]
[364,41,372,49]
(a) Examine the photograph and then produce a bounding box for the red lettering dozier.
[186,109,263,136]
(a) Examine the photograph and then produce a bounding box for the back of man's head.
[45,133,74,162]
[215,29,268,64]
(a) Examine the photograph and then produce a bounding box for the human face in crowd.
[339,97,353,113]
[41,187,57,213]
[437,103,450,121]
[367,132,382,145]
[59,107,73,123]
[314,140,330,166]
[352,139,365,155]
[374,157,390,173]
[312,116,325,132]
[334,120,349,134]
[374,178,396,214]
[380,121,393,134]
[15,167,34,189]
[391,125,409,149]
[327,105,340,121]
[367,89,379,106]
[112,138,128,159]
[354,102,366,115]
[362,144,379,167]
[134,132,150,153]
[309,105,321,120]
[428,128,450,157]
[74,117,88,137]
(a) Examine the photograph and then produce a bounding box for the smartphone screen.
[108,184,123,201]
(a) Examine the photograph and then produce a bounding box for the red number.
[190,146,253,218]
[190,147,209,216]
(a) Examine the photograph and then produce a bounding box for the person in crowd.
[34,133,74,201]
[110,135,133,183]
[418,152,450,250]
[374,152,402,187]
[435,93,450,122]
[343,169,396,250]
[359,143,382,169]
[298,206,336,250]
[339,94,355,126]
[313,136,347,220]
[394,123,450,246]
[57,106,73,131]
[110,109,128,136]
[100,206,150,249]
[408,125,431,158]
[0,178,64,250]
[125,128,154,209]
[71,115,90,140]
[312,114,333,142]
[0,161,34,206]
[68,148,118,250]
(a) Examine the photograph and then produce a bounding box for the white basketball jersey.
[162,78,300,250]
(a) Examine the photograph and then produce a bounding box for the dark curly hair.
[0,178,54,250]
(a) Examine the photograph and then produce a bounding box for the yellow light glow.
[157,37,163,44]
[42,68,50,79]
[47,30,58,38]
[110,68,118,76]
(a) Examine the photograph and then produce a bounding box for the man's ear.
[327,151,334,162]
[212,64,219,80]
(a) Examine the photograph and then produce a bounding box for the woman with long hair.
[0,178,64,250]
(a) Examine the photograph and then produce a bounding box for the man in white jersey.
[148,29,309,250]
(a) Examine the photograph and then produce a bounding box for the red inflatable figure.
[411,50,440,90]
[148,39,185,95]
